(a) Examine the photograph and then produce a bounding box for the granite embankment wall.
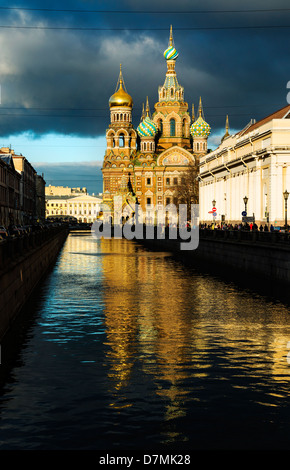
[0,227,68,341]
[138,229,290,284]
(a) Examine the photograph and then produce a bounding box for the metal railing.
[199,228,290,245]
[0,225,69,269]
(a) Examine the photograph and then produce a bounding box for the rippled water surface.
[0,233,290,450]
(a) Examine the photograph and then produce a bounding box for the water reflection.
[97,237,290,446]
[0,233,289,450]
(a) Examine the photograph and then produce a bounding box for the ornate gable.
[157,145,195,167]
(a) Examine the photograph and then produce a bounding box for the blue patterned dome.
[137,116,158,137]
[190,116,211,137]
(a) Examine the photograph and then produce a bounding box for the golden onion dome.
[109,65,133,108]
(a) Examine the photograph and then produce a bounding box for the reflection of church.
[102,26,211,215]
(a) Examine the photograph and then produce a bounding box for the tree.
[174,163,199,219]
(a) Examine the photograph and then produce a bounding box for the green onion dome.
[190,116,211,138]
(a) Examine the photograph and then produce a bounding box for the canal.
[0,232,290,451]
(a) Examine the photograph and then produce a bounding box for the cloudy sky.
[1,0,290,194]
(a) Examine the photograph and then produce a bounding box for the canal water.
[0,232,290,451]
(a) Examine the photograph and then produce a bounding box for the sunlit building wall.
[199,105,290,226]
[46,194,102,223]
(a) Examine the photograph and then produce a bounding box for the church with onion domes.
[102,26,211,219]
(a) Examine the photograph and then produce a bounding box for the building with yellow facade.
[199,105,290,227]
[45,185,87,197]
[102,27,211,220]
[46,194,102,223]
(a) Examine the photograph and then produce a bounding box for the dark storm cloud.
[0,0,290,138]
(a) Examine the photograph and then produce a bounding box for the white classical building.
[199,104,290,227]
[46,194,102,223]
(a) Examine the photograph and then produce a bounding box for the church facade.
[101,27,210,221]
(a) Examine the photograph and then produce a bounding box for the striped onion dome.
[137,98,158,137]
[164,45,179,61]
[137,115,158,137]
[190,116,211,138]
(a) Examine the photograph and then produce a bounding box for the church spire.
[163,26,179,61]
[169,24,173,47]
[159,26,183,102]
[141,102,145,120]
[198,97,203,118]
[145,96,150,117]
[225,114,229,132]
[222,115,230,142]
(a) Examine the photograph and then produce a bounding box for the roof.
[239,104,290,136]
[0,155,15,170]
[46,194,102,202]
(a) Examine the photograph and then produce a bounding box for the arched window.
[170,119,176,137]
[197,142,199,151]
[119,133,124,147]
[158,119,163,135]
[183,118,186,136]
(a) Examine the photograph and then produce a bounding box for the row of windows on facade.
[0,188,20,208]
[46,210,95,215]
[143,176,184,185]
[47,202,96,207]
[105,176,184,185]
[104,175,185,192]
[145,196,177,206]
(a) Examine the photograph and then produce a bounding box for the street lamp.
[243,196,248,213]
[283,189,289,229]
[212,199,216,226]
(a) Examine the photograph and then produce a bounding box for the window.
[158,119,163,134]
[166,177,170,185]
[147,177,151,185]
[173,177,178,185]
[166,197,171,205]
[119,133,125,147]
[183,118,186,135]
[146,197,151,205]
[170,119,175,136]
